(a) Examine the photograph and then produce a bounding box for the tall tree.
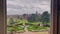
[40,11,50,26]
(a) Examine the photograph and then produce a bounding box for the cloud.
[7,0,51,15]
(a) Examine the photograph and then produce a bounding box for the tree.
[40,11,50,26]
[28,14,36,22]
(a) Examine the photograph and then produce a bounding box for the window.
[0,0,58,34]
[7,0,51,34]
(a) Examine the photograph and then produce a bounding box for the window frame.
[50,0,58,34]
[0,0,58,34]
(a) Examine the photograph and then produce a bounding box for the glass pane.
[7,0,51,34]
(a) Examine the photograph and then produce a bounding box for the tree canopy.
[40,11,50,24]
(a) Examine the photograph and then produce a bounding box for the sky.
[7,0,51,15]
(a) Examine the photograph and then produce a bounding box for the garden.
[7,11,50,34]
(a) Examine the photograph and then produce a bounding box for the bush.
[15,26,24,32]
[27,25,47,32]
[27,25,37,32]
[37,26,47,31]
[7,26,24,33]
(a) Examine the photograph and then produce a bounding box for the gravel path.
[16,31,49,34]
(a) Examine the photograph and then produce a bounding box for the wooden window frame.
[0,0,59,34]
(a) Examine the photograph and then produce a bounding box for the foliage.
[7,25,24,32]
[40,11,50,26]
[7,11,50,33]
[9,18,14,24]
[28,14,36,22]
[37,26,47,31]
[27,25,47,32]
[20,19,28,24]
[29,22,40,26]
[27,25,37,31]
[14,26,24,32]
